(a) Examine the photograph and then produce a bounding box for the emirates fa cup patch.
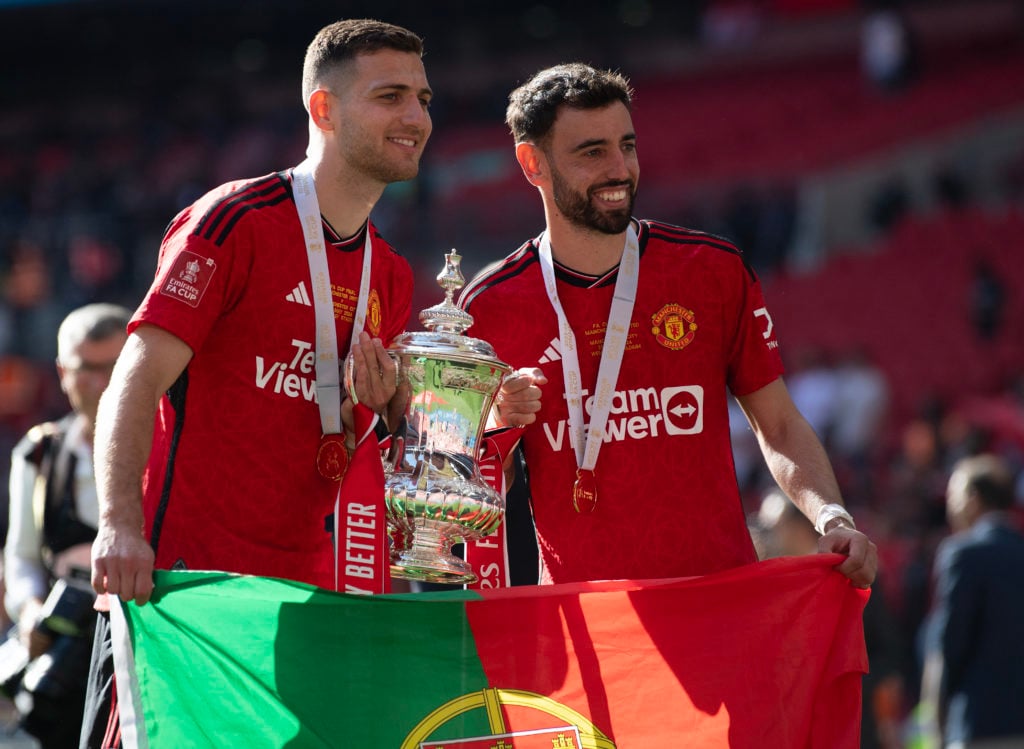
[160,250,216,308]
[651,303,697,350]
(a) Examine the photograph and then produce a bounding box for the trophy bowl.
[384,250,511,584]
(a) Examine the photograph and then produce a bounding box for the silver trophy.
[384,250,511,584]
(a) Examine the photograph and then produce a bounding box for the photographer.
[4,304,130,748]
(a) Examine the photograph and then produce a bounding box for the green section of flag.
[125,571,492,747]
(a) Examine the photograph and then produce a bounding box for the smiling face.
[326,48,433,186]
[540,102,638,235]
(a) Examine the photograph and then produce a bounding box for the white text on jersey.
[255,338,318,401]
[542,385,704,451]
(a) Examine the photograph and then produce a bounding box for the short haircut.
[505,62,633,145]
[57,303,132,362]
[301,18,425,109]
[952,454,1015,511]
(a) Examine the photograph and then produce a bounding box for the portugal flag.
[111,555,867,748]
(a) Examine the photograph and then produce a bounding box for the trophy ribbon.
[292,159,373,481]
[536,225,640,513]
[333,402,391,595]
[464,427,524,589]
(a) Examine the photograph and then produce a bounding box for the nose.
[605,149,633,182]
[401,97,431,132]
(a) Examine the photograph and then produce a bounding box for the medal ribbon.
[537,225,640,499]
[292,161,388,594]
[292,160,373,434]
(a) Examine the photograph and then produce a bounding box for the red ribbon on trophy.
[334,403,391,595]
[464,427,523,590]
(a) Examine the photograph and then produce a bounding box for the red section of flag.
[467,555,868,747]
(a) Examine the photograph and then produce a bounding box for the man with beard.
[459,63,876,588]
[81,19,437,747]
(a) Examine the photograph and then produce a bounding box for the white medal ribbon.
[292,160,373,434]
[537,224,639,472]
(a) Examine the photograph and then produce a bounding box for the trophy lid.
[391,249,510,371]
[418,249,473,335]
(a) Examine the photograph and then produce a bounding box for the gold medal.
[572,469,598,513]
[316,433,349,482]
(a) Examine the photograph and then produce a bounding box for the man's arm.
[5,445,50,655]
[736,377,877,587]
[490,368,546,485]
[91,324,193,605]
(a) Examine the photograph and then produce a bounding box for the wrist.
[815,503,856,535]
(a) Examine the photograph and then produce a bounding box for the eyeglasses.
[60,359,118,376]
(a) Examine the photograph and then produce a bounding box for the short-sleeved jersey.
[131,170,413,588]
[460,219,783,584]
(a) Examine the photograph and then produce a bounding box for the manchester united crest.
[367,288,383,337]
[651,303,697,350]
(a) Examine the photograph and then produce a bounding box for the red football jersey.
[461,220,783,584]
[131,170,412,588]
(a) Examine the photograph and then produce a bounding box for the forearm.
[94,378,157,531]
[5,457,49,620]
[94,325,190,532]
[757,413,845,525]
[3,555,48,623]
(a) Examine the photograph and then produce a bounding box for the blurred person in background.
[832,346,890,505]
[4,303,130,748]
[919,454,1024,748]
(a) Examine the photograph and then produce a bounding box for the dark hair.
[301,19,424,108]
[505,62,633,145]
[961,455,1015,511]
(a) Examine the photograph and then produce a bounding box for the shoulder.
[934,530,984,574]
[368,223,409,263]
[169,171,293,248]
[459,238,539,311]
[639,219,757,282]
[12,417,70,465]
[368,223,413,284]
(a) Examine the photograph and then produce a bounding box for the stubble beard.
[344,134,422,186]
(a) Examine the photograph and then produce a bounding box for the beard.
[551,168,636,235]
[341,127,425,185]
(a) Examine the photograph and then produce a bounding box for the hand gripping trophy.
[384,250,511,584]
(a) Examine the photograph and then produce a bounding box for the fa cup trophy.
[384,250,511,584]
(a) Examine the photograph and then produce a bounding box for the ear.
[515,142,546,187]
[308,89,335,134]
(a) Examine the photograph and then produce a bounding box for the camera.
[11,576,97,736]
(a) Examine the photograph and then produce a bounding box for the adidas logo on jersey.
[538,337,563,364]
[286,281,311,306]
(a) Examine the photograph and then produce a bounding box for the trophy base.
[389,525,477,585]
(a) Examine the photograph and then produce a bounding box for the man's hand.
[347,332,398,416]
[493,368,547,428]
[818,525,878,588]
[18,598,50,659]
[91,521,156,605]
